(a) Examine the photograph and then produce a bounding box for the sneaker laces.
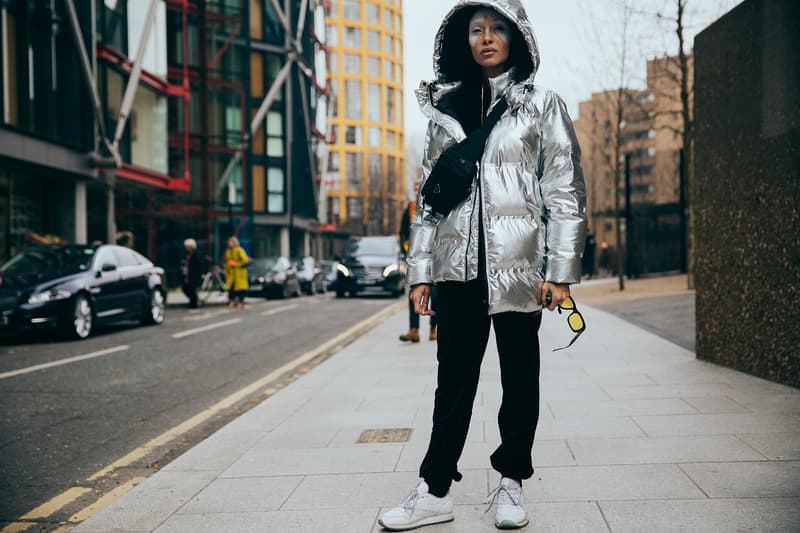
[402,487,422,511]
[482,482,522,514]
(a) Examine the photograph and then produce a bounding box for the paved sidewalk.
[72,302,800,532]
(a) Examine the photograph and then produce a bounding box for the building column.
[74,180,87,244]
[280,226,290,257]
[303,231,310,257]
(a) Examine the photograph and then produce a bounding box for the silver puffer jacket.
[407,0,587,314]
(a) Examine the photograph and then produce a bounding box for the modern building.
[323,0,406,238]
[0,1,330,280]
[0,1,97,262]
[574,54,691,275]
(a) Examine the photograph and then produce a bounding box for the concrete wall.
[693,0,800,388]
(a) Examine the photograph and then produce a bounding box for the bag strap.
[457,96,509,158]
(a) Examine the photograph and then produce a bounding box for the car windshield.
[1,246,96,280]
[250,258,278,271]
[346,238,395,257]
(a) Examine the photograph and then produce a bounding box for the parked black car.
[0,244,166,339]
[295,256,327,294]
[336,236,406,298]
[247,257,301,299]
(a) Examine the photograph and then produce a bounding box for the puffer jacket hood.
[433,0,540,84]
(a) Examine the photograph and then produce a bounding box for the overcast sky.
[401,0,743,152]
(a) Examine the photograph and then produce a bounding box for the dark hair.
[437,6,533,84]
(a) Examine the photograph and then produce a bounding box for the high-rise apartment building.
[574,54,692,275]
[324,0,406,236]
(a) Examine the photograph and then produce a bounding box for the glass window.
[326,26,337,46]
[348,197,363,219]
[345,80,361,119]
[367,83,380,121]
[344,53,360,74]
[385,60,393,80]
[367,30,380,51]
[396,38,402,57]
[396,13,402,32]
[131,89,169,173]
[384,8,393,29]
[367,56,380,77]
[368,127,381,147]
[366,3,379,24]
[267,166,284,213]
[128,1,167,78]
[386,87,395,124]
[384,35,392,56]
[328,52,337,72]
[266,111,284,157]
[345,126,361,145]
[368,154,382,191]
[343,0,360,20]
[343,26,360,47]
[386,130,395,149]
[345,153,362,191]
[328,152,339,171]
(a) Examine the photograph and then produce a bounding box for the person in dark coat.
[399,184,438,342]
[182,238,203,308]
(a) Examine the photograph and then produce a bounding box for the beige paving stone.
[548,398,697,418]
[683,396,751,414]
[221,444,404,477]
[176,476,303,514]
[283,470,489,509]
[680,461,800,498]
[71,471,216,532]
[736,432,800,460]
[156,508,379,533]
[523,464,704,502]
[599,498,800,533]
[633,413,800,437]
[568,435,766,465]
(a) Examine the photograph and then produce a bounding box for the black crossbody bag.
[421,97,509,216]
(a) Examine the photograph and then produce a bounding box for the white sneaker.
[485,477,528,529]
[378,481,454,531]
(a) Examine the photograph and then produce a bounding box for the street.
[0,292,402,527]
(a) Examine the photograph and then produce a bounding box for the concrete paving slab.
[736,432,800,460]
[682,396,751,414]
[680,461,800,498]
[220,444,404,477]
[155,508,379,533]
[567,435,766,465]
[523,464,705,502]
[282,470,488,510]
[548,398,697,418]
[162,430,267,473]
[176,476,303,514]
[599,498,800,533]
[535,416,646,439]
[633,413,800,436]
[71,470,217,532]
[252,426,341,449]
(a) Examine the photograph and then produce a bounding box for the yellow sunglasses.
[553,296,586,352]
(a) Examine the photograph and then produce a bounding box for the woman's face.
[468,8,511,77]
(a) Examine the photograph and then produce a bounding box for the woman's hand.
[540,282,570,311]
[410,284,436,316]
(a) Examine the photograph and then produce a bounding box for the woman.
[224,236,249,309]
[379,1,586,531]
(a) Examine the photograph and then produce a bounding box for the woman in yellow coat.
[224,236,249,309]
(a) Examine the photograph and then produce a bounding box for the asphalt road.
[0,291,401,527]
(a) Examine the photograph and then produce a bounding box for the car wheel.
[142,288,165,325]
[70,294,93,339]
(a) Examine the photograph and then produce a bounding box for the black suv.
[335,236,406,298]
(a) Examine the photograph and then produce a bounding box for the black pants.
[419,279,542,496]
[182,282,198,308]
[409,285,438,329]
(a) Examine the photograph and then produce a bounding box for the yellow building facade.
[324,0,406,236]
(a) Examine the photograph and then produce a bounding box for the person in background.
[224,236,249,309]
[181,238,202,309]
[379,1,586,530]
[399,183,438,342]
